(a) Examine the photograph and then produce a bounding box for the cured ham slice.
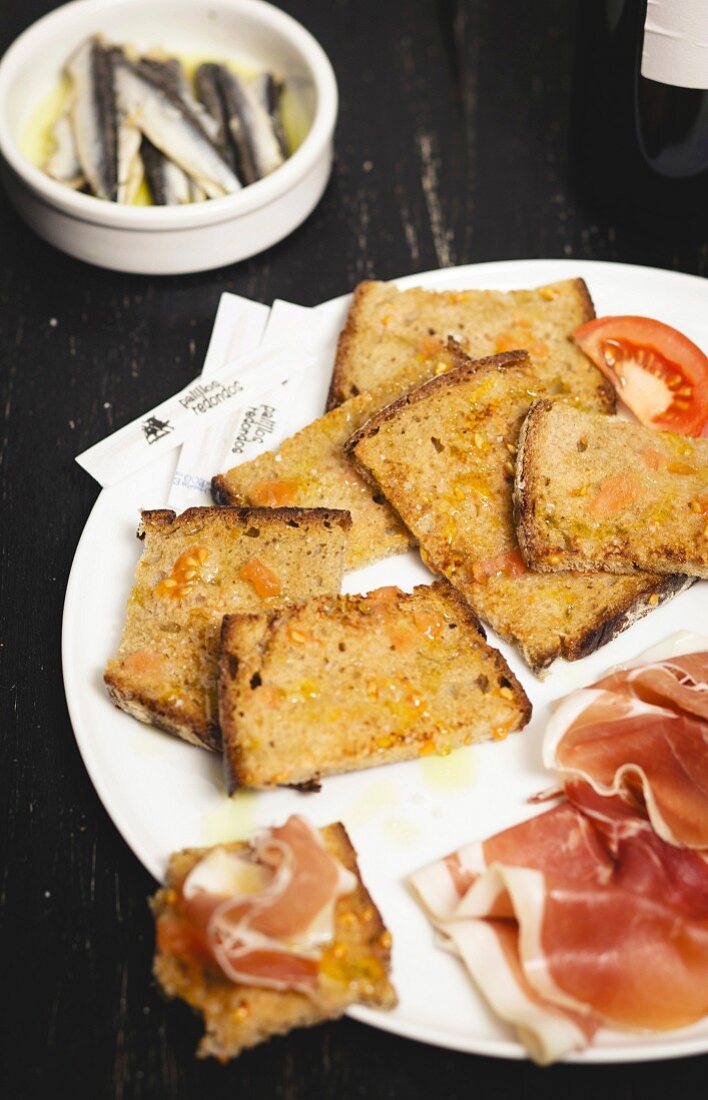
[597,647,708,722]
[417,802,612,923]
[173,815,357,993]
[411,641,708,1063]
[449,921,597,1065]
[410,793,708,1063]
[544,646,708,848]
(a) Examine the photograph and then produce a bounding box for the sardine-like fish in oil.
[137,59,203,204]
[194,63,238,172]
[141,136,192,205]
[251,71,288,159]
[67,37,119,200]
[219,66,284,184]
[44,111,86,189]
[114,60,241,198]
[195,63,284,184]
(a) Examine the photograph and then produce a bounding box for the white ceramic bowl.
[0,0,337,274]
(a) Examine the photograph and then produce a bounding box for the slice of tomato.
[573,316,708,437]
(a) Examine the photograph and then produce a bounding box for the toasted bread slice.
[152,823,396,1060]
[104,507,351,751]
[212,344,472,571]
[515,400,708,579]
[219,580,531,791]
[346,352,691,673]
[328,277,613,413]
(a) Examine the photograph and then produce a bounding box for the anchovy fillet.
[114,60,241,198]
[44,111,86,189]
[141,136,191,205]
[139,57,220,143]
[98,44,144,204]
[251,71,288,158]
[196,63,284,184]
[220,67,284,183]
[194,63,237,171]
[67,37,119,200]
[117,119,143,203]
[136,59,203,204]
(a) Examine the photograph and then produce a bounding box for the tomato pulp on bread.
[574,316,708,437]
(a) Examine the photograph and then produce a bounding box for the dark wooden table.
[1,2,706,1097]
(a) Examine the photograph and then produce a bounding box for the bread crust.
[211,475,238,506]
[560,572,695,662]
[514,397,559,570]
[139,505,353,535]
[219,611,271,792]
[344,349,528,459]
[104,673,222,751]
[151,823,397,1060]
[326,280,380,410]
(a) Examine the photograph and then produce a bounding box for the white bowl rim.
[0,0,338,231]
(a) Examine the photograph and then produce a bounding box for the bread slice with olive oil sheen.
[212,343,473,570]
[345,351,691,673]
[104,506,351,750]
[218,580,531,790]
[327,277,613,413]
[514,399,708,579]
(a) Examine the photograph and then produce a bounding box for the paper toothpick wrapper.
[203,300,344,473]
[199,293,272,376]
[169,294,271,508]
[168,298,329,510]
[76,343,314,488]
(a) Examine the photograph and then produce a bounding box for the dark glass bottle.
[571,0,708,234]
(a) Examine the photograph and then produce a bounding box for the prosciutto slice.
[410,793,708,1062]
[177,815,356,993]
[544,647,708,847]
[410,640,708,1063]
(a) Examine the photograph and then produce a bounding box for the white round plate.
[63,258,708,1062]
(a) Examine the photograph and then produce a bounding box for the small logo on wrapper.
[142,416,173,445]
